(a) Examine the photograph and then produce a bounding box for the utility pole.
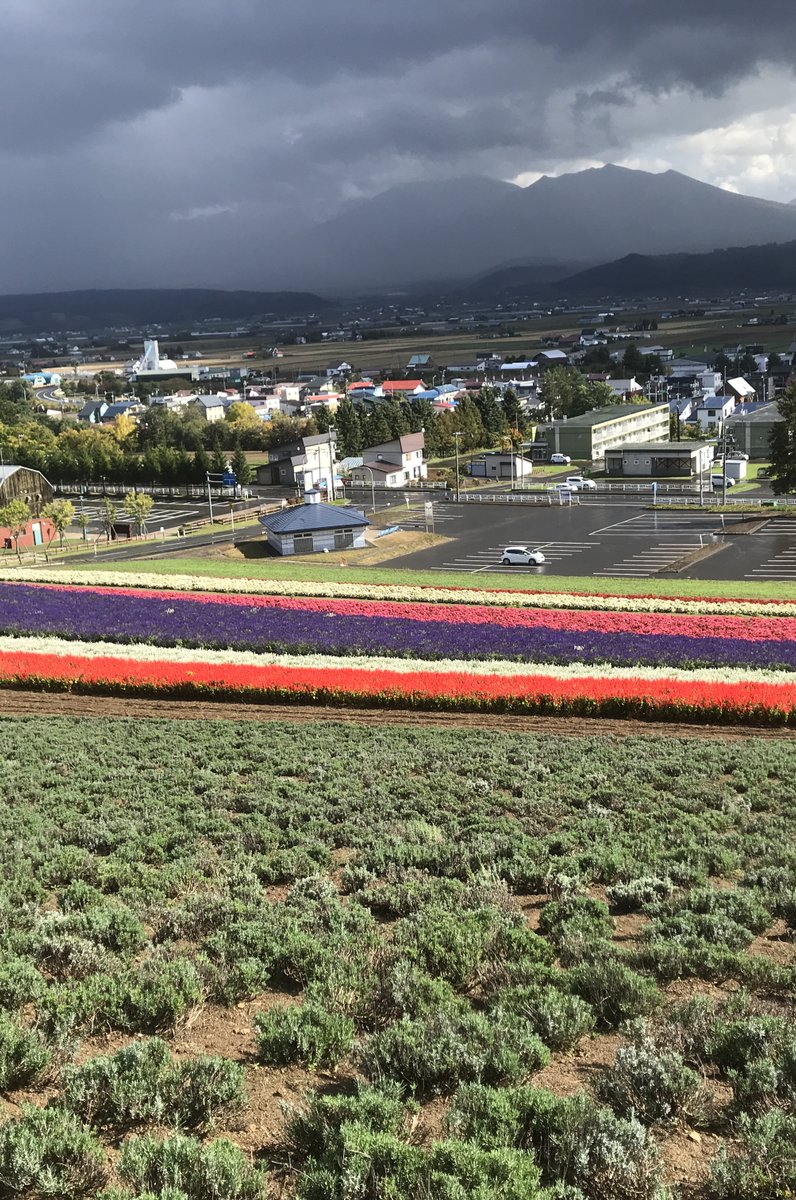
[453,431,462,502]
[206,472,214,525]
[327,426,336,501]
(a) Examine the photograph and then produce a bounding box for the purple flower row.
[1,582,795,671]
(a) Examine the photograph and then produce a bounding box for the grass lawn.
[77,555,796,600]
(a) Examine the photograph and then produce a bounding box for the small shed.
[259,491,369,556]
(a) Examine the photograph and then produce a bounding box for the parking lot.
[387,500,796,580]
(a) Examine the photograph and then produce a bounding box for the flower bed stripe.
[7,633,796,684]
[15,581,796,642]
[1,645,794,725]
[3,567,796,616]
[2,583,796,672]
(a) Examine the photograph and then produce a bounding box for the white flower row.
[1,564,794,618]
[3,633,795,687]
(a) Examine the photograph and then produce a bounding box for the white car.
[565,476,597,490]
[550,453,571,465]
[501,546,546,566]
[711,475,736,489]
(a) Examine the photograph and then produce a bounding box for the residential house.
[726,377,756,403]
[349,432,426,489]
[606,378,643,400]
[535,349,569,367]
[695,395,735,432]
[256,433,337,491]
[77,400,109,423]
[192,396,227,423]
[376,380,426,397]
[406,354,435,370]
[725,401,784,458]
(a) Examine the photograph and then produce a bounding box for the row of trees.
[0,493,157,561]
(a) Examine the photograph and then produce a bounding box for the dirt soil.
[2,688,795,740]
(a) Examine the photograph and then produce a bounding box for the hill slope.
[0,289,331,333]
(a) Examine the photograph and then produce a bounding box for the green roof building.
[536,402,670,462]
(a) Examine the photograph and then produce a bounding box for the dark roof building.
[258,491,369,556]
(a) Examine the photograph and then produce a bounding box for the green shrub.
[116,959,204,1032]
[596,1037,711,1127]
[707,1110,796,1199]
[427,1138,543,1199]
[605,877,674,914]
[0,1011,50,1090]
[360,1007,549,1097]
[0,1104,106,1198]
[447,1086,665,1200]
[566,959,661,1029]
[62,1038,245,1131]
[538,897,614,951]
[492,986,595,1051]
[298,1128,424,1200]
[285,1082,409,1161]
[117,1133,265,1200]
[255,1002,354,1070]
[0,956,45,1011]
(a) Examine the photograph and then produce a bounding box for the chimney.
[304,489,321,505]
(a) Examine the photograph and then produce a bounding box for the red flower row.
[19,582,796,642]
[1,648,794,724]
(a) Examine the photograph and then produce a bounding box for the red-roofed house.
[376,380,426,396]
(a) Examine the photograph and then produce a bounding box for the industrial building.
[725,402,784,459]
[604,442,714,478]
[536,403,670,462]
[468,452,534,480]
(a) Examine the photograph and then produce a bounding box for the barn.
[0,466,56,551]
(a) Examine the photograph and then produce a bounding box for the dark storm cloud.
[1,0,795,289]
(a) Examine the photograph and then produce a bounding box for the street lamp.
[359,464,376,512]
[453,431,462,502]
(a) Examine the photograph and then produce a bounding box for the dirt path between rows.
[1,688,794,740]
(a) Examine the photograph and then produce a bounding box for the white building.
[349,432,427,489]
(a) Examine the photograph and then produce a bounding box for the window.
[293,532,314,553]
[334,528,354,550]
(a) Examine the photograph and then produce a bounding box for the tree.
[767,353,782,375]
[124,493,154,537]
[769,386,796,495]
[335,398,363,458]
[539,366,586,420]
[100,498,118,542]
[40,499,75,551]
[224,401,260,428]
[193,446,211,484]
[76,512,91,543]
[500,388,526,434]
[0,499,31,562]
[231,447,252,487]
[621,343,646,376]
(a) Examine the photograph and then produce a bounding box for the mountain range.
[274,165,796,291]
[0,289,330,334]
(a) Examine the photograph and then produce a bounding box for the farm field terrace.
[2,571,796,726]
[0,717,796,1199]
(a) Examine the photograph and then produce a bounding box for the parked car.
[501,546,546,566]
[550,453,571,465]
[757,468,771,479]
[711,475,736,489]
[565,476,597,490]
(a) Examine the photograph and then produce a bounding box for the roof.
[380,380,424,391]
[338,457,364,471]
[0,466,21,484]
[195,396,225,408]
[358,461,404,474]
[259,501,369,534]
[537,349,568,360]
[540,402,667,429]
[407,354,432,365]
[727,377,755,395]
[699,396,733,409]
[606,379,641,390]
[727,402,784,424]
[606,442,713,454]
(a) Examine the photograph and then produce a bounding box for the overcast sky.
[2,0,796,291]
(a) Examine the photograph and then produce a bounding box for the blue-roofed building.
[259,490,369,555]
